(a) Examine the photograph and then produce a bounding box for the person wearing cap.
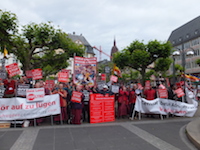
[99,85,113,95]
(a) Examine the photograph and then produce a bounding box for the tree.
[196,59,200,66]
[11,22,84,77]
[0,9,18,50]
[154,57,173,76]
[113,40,172,85]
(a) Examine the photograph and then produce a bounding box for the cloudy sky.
[1,0,200,60]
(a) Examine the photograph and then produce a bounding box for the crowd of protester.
[0,74,198,126]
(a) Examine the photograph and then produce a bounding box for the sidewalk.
[186,101,200,149]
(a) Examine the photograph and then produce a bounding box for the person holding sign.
[3,75,16,98]
[52,83,68,124]
[70,85,84,124]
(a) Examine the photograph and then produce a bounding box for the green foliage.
[0,9,18,50]
[113,40,173,85]
[196,59,200,66]
[11,22,84,78]
[154,57,173,73]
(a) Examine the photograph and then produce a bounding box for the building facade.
[168,16,200,76]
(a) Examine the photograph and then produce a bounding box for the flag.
[183,74,199,82]
[3,47,8,58]
[113,64,122,78]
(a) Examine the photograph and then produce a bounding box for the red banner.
[6,63,21,77]
[110,75,118,82]
[71,91,82,103]
[45,80,55,91]
[73,56,97,87]
[137,83,143,90]
[58,72,69,83]
[32,68,43,80]
[158,89,168,98]
[90,94,115,124]
[101,74,106,81]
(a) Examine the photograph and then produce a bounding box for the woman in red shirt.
[118,86,129,118]
[129,84,137,119]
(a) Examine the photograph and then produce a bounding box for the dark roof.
[168,16,200,46]
[67,33,95,54]
[110,39,118,59]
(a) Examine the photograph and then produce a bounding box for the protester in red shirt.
[71,85,84,124]
[129,84,137,119]
[143,85,157,118]
[3,75,16,98]
[52,83,67,124]
[118,86,129,118]
[144,85,157,100]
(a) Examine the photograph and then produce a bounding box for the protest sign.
[45,80,55,91]
[90,94,115,124]
[174,88,185,98]
[25,70,32,78]
[145,80,151,90]
[111,85,119,93]
[101,74,106,81]
[158,89,168,98]
[0,94,61,120]
[73,56,97,86]
[71,91,82,103]
[6,63,21,77]
[110,75,118,82]
[26,88,45,102]
[58,72,69,83]
[31,68,43,80]
[17,84,30,97]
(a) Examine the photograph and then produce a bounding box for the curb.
[186,118,200,149]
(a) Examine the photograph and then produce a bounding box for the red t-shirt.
[144,89,156,100]
[129,90,136,104]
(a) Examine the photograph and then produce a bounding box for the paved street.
[0,117,198,150]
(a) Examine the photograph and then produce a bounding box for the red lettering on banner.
[36,101,56,108]
[25,104,35,109]
[90,94,115,124]
[11,104,23,110]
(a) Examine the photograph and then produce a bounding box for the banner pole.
[51,115,53,126]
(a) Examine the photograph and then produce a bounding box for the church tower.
[110,39,118,61]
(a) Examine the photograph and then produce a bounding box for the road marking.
[10,128,39,150]
[121,123,180,150]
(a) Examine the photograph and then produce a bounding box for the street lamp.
[172,47,195,102]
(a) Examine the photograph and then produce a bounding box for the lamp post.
[172,46,195,102]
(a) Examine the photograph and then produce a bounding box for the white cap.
[103,85,108,89]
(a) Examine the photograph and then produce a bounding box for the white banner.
[0,94,61,120]
[135,96,198,117]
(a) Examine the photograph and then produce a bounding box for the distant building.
[68,32,95,58]
[168,16,200,76]
[110,39,118,60]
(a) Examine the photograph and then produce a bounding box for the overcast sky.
[2,0,200,60]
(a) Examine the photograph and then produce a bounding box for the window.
[184,42,190,49]
[191,38,199,46]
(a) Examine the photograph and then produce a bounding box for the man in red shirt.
[144,85,156,100]
[143,85,157,118]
